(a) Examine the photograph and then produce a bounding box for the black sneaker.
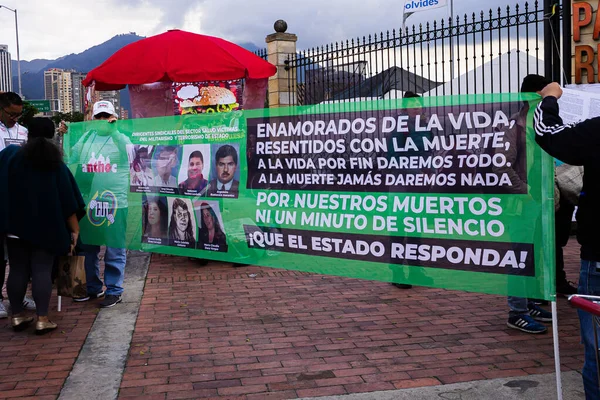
[557,282,578,295]
[507,314,547,334]
[392,283,413,289]
[99,294,122,308]
[73,290,105,302]
[528,304,553,322]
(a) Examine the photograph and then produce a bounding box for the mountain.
[238,42,261,53]
[11,59,53,74]
[15,33,145,109]
[13,34,264,115]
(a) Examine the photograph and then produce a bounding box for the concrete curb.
[58,250,151,400]
[298,371,585,400]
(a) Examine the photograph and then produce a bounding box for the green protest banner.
[64,93,556,300]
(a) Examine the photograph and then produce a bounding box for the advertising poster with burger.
[173,81,242,115]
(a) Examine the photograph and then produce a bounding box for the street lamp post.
[0,5,21,97]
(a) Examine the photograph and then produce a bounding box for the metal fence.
[284,1,549,106]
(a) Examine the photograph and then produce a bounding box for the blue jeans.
[578,260,600,400]
[507,297,534,317]
[80,245,126,296]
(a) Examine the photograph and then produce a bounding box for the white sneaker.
[0,301,7,319]
[9,296,37,312]
[23,296,36,311]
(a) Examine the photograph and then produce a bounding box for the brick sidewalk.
[0,242,584,400]
[119,241,584,400]
[0,290,100,399]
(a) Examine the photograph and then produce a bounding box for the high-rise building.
[44,68,73,113]
[44,69,61,111]
[120,108,129,120]
[0,45,12,92]
[71,72,86,113]
[93,90,121,116]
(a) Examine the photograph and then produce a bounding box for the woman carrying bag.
[0,117,85,334]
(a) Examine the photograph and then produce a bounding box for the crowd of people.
[0,93,128,334]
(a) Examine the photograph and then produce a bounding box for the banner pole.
[58,295,62,312]
[551,301,563,400]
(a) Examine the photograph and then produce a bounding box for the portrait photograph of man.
[177,145,210,196]
[206,144,240,199]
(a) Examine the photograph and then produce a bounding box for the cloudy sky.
[1,0,527,61]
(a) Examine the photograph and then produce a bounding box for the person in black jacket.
[0,117,85,334]
[534,82,600,400]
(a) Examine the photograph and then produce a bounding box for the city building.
[0,45,12,92]
[44,68,74,112]
[120,108,129,120]
[93,90,121,116]
[71,72,86,113]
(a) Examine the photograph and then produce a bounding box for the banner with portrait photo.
[63,93,556,300]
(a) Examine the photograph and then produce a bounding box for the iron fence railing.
[285,1,547,106]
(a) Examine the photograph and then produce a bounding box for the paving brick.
[120,378,169,388]
[246,390,297,400]
[15,379,64,389]
[34,386,62,396]
[438,373,487,384]
[482,369,530,379]
[143,383,194,394]
[0,389,37,398]
[296,385,347,397]
[344,381,396,393]
[393,377,442,389]
[165,390,217,399]
[217,384,268,395]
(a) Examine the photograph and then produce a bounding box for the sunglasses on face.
[2,108,22,119]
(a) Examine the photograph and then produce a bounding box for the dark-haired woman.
[0,117,85,334]
[168,198,196,246]
[198,202,227,251]
[143,197,168,241]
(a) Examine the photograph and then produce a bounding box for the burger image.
[193,86,240,113]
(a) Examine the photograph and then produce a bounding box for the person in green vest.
[67,101,131,308]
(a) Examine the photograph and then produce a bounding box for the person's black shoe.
[190,258,209,266]
[392,283,413,289]
[99,294,122,308]
[557,282,578,295]
[232,263,249,267]
[73,290,105,302]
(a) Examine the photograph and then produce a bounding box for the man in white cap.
[69,100,130,308]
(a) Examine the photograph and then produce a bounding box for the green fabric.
[64,94,556,300]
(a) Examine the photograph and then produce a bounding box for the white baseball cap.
[92,100,117,118]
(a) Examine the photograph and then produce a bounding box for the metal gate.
[283,1,564,106]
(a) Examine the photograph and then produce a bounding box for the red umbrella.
[82,30,276,90]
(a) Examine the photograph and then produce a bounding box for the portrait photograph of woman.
[141,195,168,245]
[128,145,154,191]
[168,197,197,248]
[195,201,228,252]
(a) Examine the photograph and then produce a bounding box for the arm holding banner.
[535,83,600,165]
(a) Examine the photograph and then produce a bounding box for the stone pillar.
[266,20,297,108]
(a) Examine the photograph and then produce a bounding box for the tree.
[18,102,39,129]
[50,111,85,126]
